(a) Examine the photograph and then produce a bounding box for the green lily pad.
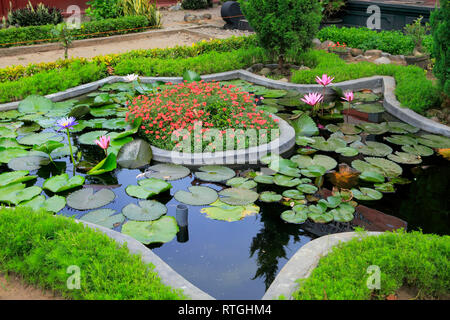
[0,148,29,164]
[330,132,361,144]
[121,216,179,245]
[261,89,287,98]
[50,144,79,159]
[291,154,337,171]
[0,170,36,187]
[387,151,422,164]
[308,210,334,223]
[195,165,236,182]
[33,140,64,155]
[374,182,396,193]
[301,165,327,178]
[417,134,450,148]
[359,171,385,183]
[0,137,29,149]
[219,188,259,206]
[350,141,392,157]
[364,157,403,177]
[401,144,434,157]
[66,188,116,210]
[200,200,260,222]
[253,174,274,184]
[335,147,359,157]
[225,177,257,189]
[79,209,125,229]
[282,189,305,200]
[260,153,282,165]
[384,135,417,146]
[297,184,318,194]
[259,191,282,203]
[357,122,389,135]
[90,104,118,117]
[0,182,42,205]
[310,137,347,152]
[43,174,85,193]
[19,195,66,213]
[102,118,129,130]
[351,187,383,201]
[16,122,41,135]
[122,200,167,221]
[144,164,190,181]
[273,174,302,187]
[18,132,63,146]
[330,203,355,222]
[324,195,342,208]
[326,123,361,135]
[278,97,302,107]
[0,110,21,120]
[353,103,384,113]
[291,114,318,137]
[0,127,17,138]
[8,155,51,171]
[125,178,172,199]
[78,130,108,145]
[385,122,419,134]
[174,186,218,206]
[269,158,301,177]
[354,92,379,102]
[18,95,54,114]
[281,206,308,224]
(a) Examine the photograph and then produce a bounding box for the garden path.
[0,274,63,300]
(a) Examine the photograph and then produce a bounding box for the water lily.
[56,117,77,165]
[315,74,334,87]
[341,90,354,122]
[124,74,139,82]
[95,135,111,155]
[301,92,323,106]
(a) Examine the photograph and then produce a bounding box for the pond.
[0,78,449,299]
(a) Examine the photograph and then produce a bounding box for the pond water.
[1,79,449,299]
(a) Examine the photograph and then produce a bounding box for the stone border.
[262,231,382,300]
[79,220,215,300]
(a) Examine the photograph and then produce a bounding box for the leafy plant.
[181,0,209,10]
[319,0,346,20]
[7,1,63,27]
[86,0,123,20]
[430,0,449,97]
[403,16,431,55]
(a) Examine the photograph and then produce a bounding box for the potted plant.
[404,16,431,69]
[328,42,351,59]
[320,0,346,24]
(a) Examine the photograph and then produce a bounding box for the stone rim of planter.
[262,231,382,300]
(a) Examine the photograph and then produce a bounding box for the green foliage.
[0,15,152,48]
[181,0,209,10]
[317,25,433,55]
[119,0,161,27]
[51,23,74,60]
[430,0,449,97]
[7,1,63,27]
[291,50,440,113]
[86,0,123,20]
[0,207,185,299]
[320,0,346,19]
[404,16,431,52]
[292,230,450,300]
[239,0,322,66]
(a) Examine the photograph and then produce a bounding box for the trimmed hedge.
[292,49,440,113]
[292,230,450,300]
[317,25,433,56]
[0,207,186,300]
[0,15,154,48]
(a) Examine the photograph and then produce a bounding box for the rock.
[389,55,407,65]
[350,48,363,57]
[251,63,264,72]
[184,14,198,23]
[259,67,272,76]
[279,78,289,82]
[312,38,322,49]
[320,40,335,50]
[168,4,182,11]
[201,13,212,20]
[353,55,368,61]
[298,65,310,71]
[381,52,391,57]
[374,57,391,65]
[364,49,383,58]
[430,116,440,123]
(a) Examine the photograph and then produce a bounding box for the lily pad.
[308,210,334,223]
[384,135,417,146]
[219,188,259,206]
[417,134,450,148]
[350,141,392,157]
[335,147,359,157]
[291,154,337,171]
[353,103,384,113]
[122,200,167,221]
[0,138,29,149]
[364,157,403,177]
[374,182,396,193]
[19,195,66,213]
[330,203,355,222]
[291,114,318,136]
[386,122,419,134]
[357,122,388,135]
[79,209,125,229]
[18,95,54,114]
[0,148,29,164]
[401,144,434,157]
[387,151,422,164]
[259,191,282,203]
[253,174,274,184]
[18,132,63,146]
[281,206,308,224]
[43,174,85,193]
[66,188,116,210]
[310,137,347,152]
[116,139,152,169]
[269,158,301,177]
[359,171,385,183]
[16,122,41,135]
[195,165,236,182]
[297,184,318,194]
[144,164,190,181]
[121,216,179,244]
[8,155,51,171]
[174,186,218,206]
[351,187,383,201]
[225,177,257,189]
[126,178,172,199]
[282,189,305,200]
[300,165,327,178]
[87,153,117,175]
[200,200,260,222]
[78,130,108,145]
[50,144,79,159]
[273,174,302,187]
[0,183,42,205]
[0,170,36,187]
[33,140,64,155]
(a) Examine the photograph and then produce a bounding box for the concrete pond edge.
[1,70,448,138]
[79,220,215,300]
[262,231,383,300]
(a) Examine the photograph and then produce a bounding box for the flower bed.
[126,80,280,152]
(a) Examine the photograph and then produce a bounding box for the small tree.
[430,0,449,97]
[404,16,430,55]
[51,23,73,60]
[239,0,322,70]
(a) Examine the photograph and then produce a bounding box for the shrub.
[430,0,449,97]
[127,80,279,151]
[320,0,346,20]
[0,207,185,299]
[119,0,161,27]
[317,25,433,55]
[7,1,63,27]
[181,0,209,10]
[0,15,152,48]
[239,0,322,68]
[86,0,123,20]
[292,230,450,300]
[291,49,440,113]
[403,16,431,54]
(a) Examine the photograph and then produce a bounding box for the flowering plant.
[328,41,347,53]
[126,81,280,152]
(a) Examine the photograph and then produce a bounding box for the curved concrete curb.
[262,231,382,300]
[79,220,215,300]
[1,70,448,137]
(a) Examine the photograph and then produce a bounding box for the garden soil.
[0,6,253,69]
[0,273,63,300]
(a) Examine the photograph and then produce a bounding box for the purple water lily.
[56,117,78,131]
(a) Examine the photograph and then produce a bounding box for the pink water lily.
[301,92,323,106]
[315,74,334,87]
[341,90,354,102]
[95,136,111,154]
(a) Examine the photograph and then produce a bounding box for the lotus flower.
[301,92,323,106]
[56,117,78,131]
[124,74,139,82]
[341,90,354,102]
[95,135,111,155]
[315,74,334,87]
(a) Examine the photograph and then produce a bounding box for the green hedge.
[317,25,433,56]
[0,15,153,48]
[292,230,450,300]
[292,50,440,113]
[0,207,186,300]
